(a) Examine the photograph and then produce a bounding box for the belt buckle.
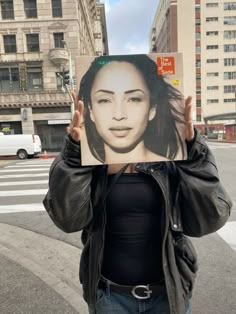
[131,285,152,300]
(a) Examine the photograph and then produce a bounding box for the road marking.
[0,203,45,213]
[0,180,48,186]
[5,165,51,168]
[0,173,48,178]
[0,168,50,173]
[0,189,47,197]
[217,221,236,252]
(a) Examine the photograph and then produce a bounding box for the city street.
[0,141,236,313]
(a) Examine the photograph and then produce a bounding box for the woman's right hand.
[67,91,84,142]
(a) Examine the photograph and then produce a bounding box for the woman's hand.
[67,91,84,142]
[185,96,194,141]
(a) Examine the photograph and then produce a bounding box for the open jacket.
[43,130,232,314]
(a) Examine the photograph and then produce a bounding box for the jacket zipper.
[136,165,174,314]
[94,167,107,303]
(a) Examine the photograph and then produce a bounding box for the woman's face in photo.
[90,61,156,152]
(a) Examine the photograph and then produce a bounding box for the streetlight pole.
[61,40,74,118]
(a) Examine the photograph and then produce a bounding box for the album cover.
[75,53,187,165]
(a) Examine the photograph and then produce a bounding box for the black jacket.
[43,131,232,314]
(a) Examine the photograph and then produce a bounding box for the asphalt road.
[0,141,235,313]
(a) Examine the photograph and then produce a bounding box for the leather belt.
[98,278,165,300]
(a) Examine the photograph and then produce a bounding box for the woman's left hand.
[185,96,194,141]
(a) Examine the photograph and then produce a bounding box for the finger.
[185,96,192,123]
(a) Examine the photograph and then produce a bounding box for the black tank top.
[101,172,164,285]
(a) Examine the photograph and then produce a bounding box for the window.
[224,44,236,52]
[196,60,201,67]
[24,0,37,18]
[26,67,43,91]
[1,0,14,19]
[224,16,236,25]
[206,31,218,36]
[195,18,201,25]
[207,86,219,90]
[0,67,20,92]
[196,100,201,107]
[224,58,236,66]
[206,3,218,8]
[52,0,62,17]
[206,17,218,22]
[207,59,219,63]
[196,87,201,94]
[207,99,219,104]
[224,85,236,93]
[196,115,202,122]
[196,46,201,53]
[224,2,236,10]
[26,34,39,52]
[206,45,218,49]
[224,72,236,80]
[53,33,64,48]
[196,73,201,80]
[195,32,201,40]
[224,30,236,39]
[3,35,17,53]
[207,72,219,77]
[224,98,236,103]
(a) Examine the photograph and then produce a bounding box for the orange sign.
[157,56,175,75]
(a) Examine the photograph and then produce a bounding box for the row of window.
[0,65,64,92]
[197,85,236,93]
[0,0,62,20]
[205,30,236,39]
[206,2,236,10]
[1,32,65,53]
[205,16,236,24]
[206,58,236,65]
[196,16,236,25]
[207,96,236,104]
[204,44,236,52]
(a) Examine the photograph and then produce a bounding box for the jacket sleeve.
[43,135,95,233]
[175,130,232,237]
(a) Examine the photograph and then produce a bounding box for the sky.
[102,0,159,55]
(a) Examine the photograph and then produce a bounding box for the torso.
[101,170,164,285]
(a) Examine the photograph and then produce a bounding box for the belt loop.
[101,276,111,297]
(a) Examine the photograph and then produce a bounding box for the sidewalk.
[0,223,88,314]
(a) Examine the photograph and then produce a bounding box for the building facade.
[0,0,108,150]
[150,0,236,139]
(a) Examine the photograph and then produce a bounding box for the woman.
[43,59,232,313]
[77,55,186,165]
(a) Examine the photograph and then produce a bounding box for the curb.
[0,223,88,314]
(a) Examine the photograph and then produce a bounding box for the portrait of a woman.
[77,54,187,165]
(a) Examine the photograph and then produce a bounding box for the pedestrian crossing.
[0,158,235,254]
[207,142,236,150]
[0,159,51,213]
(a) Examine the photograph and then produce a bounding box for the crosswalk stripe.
[0,173,48,178]
[0,203,45,213]
[0,189,47,197]
[0,180,48,186]
[0,168,50,173]
[5,165,51,168]
[217,221,236,252]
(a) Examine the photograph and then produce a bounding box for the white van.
[0,134,42,159]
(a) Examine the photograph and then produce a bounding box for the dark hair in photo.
[78,54,186,163]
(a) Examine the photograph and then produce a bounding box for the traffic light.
[63,69,70,86]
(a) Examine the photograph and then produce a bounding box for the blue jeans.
[89,280,192,314]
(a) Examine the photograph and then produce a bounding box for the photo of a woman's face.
[90,61,156,152]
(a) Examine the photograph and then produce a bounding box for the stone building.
[0,0,108,150]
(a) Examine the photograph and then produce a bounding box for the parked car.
[0,134,42,159]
